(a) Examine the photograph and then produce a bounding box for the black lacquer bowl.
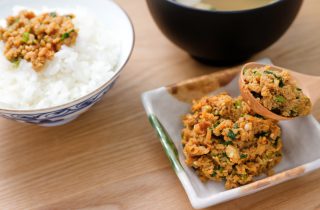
[146,0,303,65]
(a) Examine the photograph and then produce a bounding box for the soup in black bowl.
[146,0,303,65]
[175,0,278,11]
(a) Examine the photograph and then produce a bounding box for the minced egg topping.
[182,93,283,189]
[242,66,311,117]
[0,10,78,71]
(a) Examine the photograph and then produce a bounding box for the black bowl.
[146,0,303,65]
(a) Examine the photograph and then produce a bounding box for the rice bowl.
[0,0,134,126]
[0,6,121,110]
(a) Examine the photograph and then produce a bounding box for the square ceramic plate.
[141,58,320,209]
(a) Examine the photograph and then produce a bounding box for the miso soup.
[175,0,278,11]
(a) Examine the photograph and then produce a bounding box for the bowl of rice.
[0,0,134,126]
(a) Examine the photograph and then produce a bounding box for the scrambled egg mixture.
[182,93,282,189]
[0,10,78,71]
[242,66,311,117]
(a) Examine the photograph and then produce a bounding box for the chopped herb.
[49,12,57,17]
[296,87,302,91]
[264,70,284,87]
[222,141,233,146]
[242,174,248,180]
[22,32,29,43]
[211,152,217,157]
[233,123,239,129]
[234,100,241,109]
[61,32,70,40]
[279,79,285,87]
[61,30,74,40]
[274,95,286,103]
[240,154,248,159]
[264,70,274,75]
[211,171,217,177]
[227,130,236,140]
[203,105,212,112]
[254,71,262,76]
[11,58,20,68]
[213,121,220,128]
[240,113,246,117]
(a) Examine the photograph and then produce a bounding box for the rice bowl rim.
[0,1,135,114]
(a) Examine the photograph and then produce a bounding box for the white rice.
[0,6,121,110]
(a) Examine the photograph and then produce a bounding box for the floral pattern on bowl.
[0,81,115,126]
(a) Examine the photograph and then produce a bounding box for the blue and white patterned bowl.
[0,0,134,126]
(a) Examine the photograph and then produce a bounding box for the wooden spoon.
[239,62,320,121]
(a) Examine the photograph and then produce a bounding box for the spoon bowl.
[239,62,320,121]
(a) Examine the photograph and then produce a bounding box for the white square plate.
[141,59,320,209]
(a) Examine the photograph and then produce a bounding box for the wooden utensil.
[239,62,320,120]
